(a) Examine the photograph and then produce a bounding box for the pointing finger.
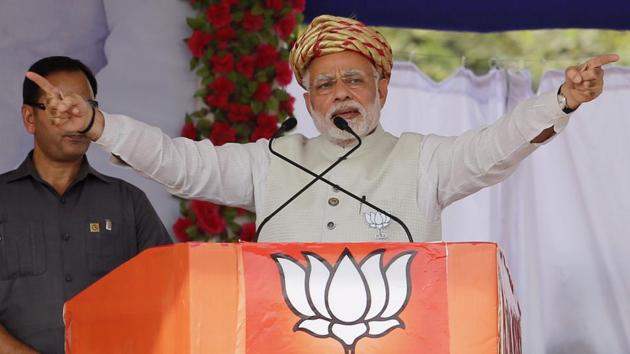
[586,54,620,69]
[26,71,62,98]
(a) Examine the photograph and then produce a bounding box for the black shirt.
[0,153,172,353]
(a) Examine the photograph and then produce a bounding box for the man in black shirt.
[0,56,172,354]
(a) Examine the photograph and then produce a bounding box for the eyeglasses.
[26,99,99,111]
[311,71,378,96]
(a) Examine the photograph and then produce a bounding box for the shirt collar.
[313,124,389,160]
[6,151,113,184]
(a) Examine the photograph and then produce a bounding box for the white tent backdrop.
[0,1,628,353]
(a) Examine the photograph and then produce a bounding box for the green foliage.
[378,27,630,88]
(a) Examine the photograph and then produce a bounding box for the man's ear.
[303,92,312,115]
[21,105,36,135]
[377,78,389,107]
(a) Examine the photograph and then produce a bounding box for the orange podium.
[64,242,520,354]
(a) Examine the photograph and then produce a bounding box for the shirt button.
[328,197,339,206]
[327,221,335,230]
[63,233,70,241]
[65,274,73,282]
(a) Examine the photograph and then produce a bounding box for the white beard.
[310,95,382,146]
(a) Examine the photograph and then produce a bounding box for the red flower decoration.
[210,77,236,94]
[206,3,232,28]
[227,103,253,123]
[255,44,279,68]
[265,0,284,11]
[209,121,237,146]
[240,222,256,242]
[236,55,256,79]
[280,95,295,114]
[181,122,197,140]
[190,200,226,235]
[242,11,264,32]
[173,217,193,242]
[274,61,293,86]
[274,13,297,39]
[253,82,272,102]
[211,53,234,73]
[250,113,279,141]
[291,0,306,12]
[187,30,213,58]
[206,93,229,109]
[216,26,236,42]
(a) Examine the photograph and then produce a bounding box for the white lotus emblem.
[364,212,391,239]
[272,248,416,354]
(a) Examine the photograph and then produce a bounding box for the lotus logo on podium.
[272,248,417,354]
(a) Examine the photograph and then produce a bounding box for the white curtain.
[1,1,629,352]
[288,63,630,353]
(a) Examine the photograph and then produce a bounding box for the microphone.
[254,116,414,243]
[254,116,362,241]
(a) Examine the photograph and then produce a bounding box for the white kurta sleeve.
[94,113,270,211]
[419,90,570,209]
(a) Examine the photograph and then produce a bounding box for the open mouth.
[332,108,361,120]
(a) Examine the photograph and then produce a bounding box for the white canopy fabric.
[1,1,628,352]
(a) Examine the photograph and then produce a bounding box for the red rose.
[280,95,295,115]
[190,200,226,235]
[206,3,232,28]
[181,122,197,140]
[210,77,236,94]
[255,44,279,68]
[291,0,305,11]
[224,0,239,6]
[266,0,285,10]
[257,112,278,126]
[227,103,253,123]
[209,121,237,146]
[274,61,293,86]
[172,217,193,242]
[211,53,234,73]
[187,30,213,58]
[216,26,236,41]
[253,82,272,102]
[242,11,264,32]
[240,222,256,242]
[235,55,256,79]
[206,93,229,109]
[250,113,279,141]
[274,13,297,39]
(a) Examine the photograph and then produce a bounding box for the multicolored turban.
[289,15,393,89]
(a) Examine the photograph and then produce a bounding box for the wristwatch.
[557,86,576,114]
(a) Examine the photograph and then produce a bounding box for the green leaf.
[232,11,244,22]
[186,16,205,30]
[266,96,279,112]
[252,101,264,114]
[194,87,207,98]
[190,57,200,71]
[251,4,264,16]
[275,89,289,101]
[254,70,268,82]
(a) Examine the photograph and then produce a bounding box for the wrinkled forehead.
[306,51,377,81]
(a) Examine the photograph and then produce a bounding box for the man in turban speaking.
[27,15,618,243]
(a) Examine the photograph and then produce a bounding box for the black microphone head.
[280,117,297,132]
[333,116,349,131]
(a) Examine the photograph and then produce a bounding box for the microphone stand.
[254,117,414,243]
